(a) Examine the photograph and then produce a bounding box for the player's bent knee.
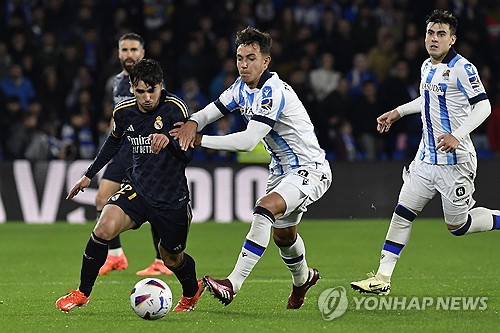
[447,215,471,236]
[93,223,115,241]
[255,193,286,218]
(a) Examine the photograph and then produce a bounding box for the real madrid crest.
[154,116,163,130]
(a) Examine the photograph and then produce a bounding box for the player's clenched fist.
[149,133,169,154]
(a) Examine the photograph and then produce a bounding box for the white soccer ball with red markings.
[130,278,172,320]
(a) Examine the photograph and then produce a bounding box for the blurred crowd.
[0,0,499,162]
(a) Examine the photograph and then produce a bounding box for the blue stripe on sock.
[282,254,303,265]
[382,240,404,255]
[451,215,472,236]
[243,239,266,257]
[394,204,417,222]
[493,215,500,230]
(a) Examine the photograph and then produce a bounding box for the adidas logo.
[127,124,135,132]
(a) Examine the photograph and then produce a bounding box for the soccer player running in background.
[351,9,498,295]
[56,59,203,312]
[171,27,332,309]
[97,33,172,277]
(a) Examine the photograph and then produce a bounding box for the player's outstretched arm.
[67,176,91,199]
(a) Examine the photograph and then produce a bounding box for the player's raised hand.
[149,133,169,154]
[377,109,401,133]
[169,120,198,151]
[67,176,91,199]
[436,134,459,153]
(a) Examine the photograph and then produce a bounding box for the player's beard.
[121,59,136,73]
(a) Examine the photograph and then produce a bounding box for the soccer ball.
[130,278,173,320]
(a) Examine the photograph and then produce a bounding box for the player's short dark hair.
[426,9,458,35]
[129,59,163,87]
[235,27,272,56]
[118,32,145,47]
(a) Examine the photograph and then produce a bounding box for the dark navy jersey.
[87,90,192,209]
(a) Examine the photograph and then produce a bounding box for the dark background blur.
[0,0,499,163]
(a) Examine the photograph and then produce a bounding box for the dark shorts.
[102,142,132,183]
[107,183,192,254]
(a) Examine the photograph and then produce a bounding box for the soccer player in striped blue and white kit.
[351,9,499,295]
[171,27,332,309]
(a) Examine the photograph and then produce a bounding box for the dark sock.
[108,235,121,249]
[169,253,198,297]
[78,232,109,297]
[151,225,161,260]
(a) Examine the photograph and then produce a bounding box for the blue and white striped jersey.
[417,49,488,165]
[216,70,326,175]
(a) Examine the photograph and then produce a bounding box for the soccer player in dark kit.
[97,33,172,277]
[56,59,203,313]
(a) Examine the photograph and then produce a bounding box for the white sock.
[108,248,123,256]
[279,234,309,287]
[451,207,500,235]
[227,209,272,293]
[377,204,415,280]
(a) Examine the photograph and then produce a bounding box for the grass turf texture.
[0,220,499,333]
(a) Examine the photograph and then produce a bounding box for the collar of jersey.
[255,70,273,89]
[441,48,457,64]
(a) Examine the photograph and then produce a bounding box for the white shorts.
[267,162,332,228]
[398,158,476,226]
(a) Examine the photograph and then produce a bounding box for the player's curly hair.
[426,9,458,35]
[129,59,163,87]
[235,26,272,56]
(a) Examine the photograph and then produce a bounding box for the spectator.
[24,121,63,161]
[309,52,341,102]
[0,62,36,111]
[350,80,385,160]
[351,3,378,53]
[5,111,39,159]
[378,59,420,159]
[366,27,398,82]
[60,110,96,160]
[0,41,12,80]
[331,119,358,162]
[1,97,23,157]
[175,77,208,116]
[346,53,378,98]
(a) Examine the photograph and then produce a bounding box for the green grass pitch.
[1,219,499,332]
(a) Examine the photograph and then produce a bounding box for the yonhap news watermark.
[317,286,488,321]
